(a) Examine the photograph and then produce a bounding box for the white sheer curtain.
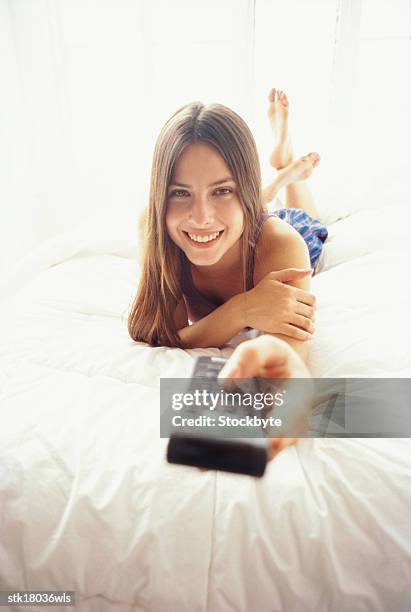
[255,0,411,223]
[1,0,410,279]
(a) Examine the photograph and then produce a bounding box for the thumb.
[268,438,299,460]
[271,268,313,283]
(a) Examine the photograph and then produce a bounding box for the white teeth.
[187,231,220,243]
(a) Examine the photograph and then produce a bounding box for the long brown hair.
[128,101,265,347]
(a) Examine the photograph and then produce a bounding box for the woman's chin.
[185,251,222,267]
[180,231,226,265]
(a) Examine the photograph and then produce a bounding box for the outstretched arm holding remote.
[218,334,311,461]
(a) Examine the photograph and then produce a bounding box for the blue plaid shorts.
[272,207,328,274]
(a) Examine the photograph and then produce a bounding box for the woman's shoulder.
[253,214,310,284]
[255,213,307,258]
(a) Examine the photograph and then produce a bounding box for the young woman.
[128,88,328,370]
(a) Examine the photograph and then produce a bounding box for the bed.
[0,201,410,612]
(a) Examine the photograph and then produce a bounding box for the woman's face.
[165,142,244,268]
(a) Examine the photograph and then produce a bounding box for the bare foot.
[267,87,293,169]
[262,152,321,205]
[277,152,321,186]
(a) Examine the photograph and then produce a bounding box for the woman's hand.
[238,268,316,341]
[218,334,312,461]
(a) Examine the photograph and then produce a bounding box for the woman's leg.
[263,153,321,218]
[266,87,320,219]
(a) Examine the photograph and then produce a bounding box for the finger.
[281,324,313,341]
[258,363,291,379]
[218,346,267,379]
[281,438,299,449]
[218,335,289,379]
[295,303,315,320]
[217,371,243,393]
[271,268,313,283]
[294,289,316,307]
[290,314,315,333]
[268,437,299,460]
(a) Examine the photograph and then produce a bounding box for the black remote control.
[166,356,270,477]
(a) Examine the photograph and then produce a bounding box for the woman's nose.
[189,197,214,226]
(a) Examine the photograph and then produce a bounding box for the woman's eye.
[168,188,232,198]
[173,190,189,198]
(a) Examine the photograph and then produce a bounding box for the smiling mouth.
[183,230,224,247]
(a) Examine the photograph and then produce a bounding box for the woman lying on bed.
[128,88,327,459]
[128,87,328,374]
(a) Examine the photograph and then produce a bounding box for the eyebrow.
[169,176,235,188]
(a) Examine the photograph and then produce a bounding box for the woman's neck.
[191,239,242,283]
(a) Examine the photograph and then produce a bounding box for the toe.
[310,152,321,166]
[280,91,289,107]
[268,87,276,102]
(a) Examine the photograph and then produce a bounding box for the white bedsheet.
[0,205,410,612]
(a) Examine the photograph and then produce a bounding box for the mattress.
[0,204,410,611]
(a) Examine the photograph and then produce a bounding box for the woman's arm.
[253,217,314,368]
[175,261,315,350]
[218,334,312,461]
[175,295,245,349]
[174,218,315,351]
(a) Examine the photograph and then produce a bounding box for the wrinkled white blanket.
[0,205,410,612]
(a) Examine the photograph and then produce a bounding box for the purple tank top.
[180,211,271,324]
